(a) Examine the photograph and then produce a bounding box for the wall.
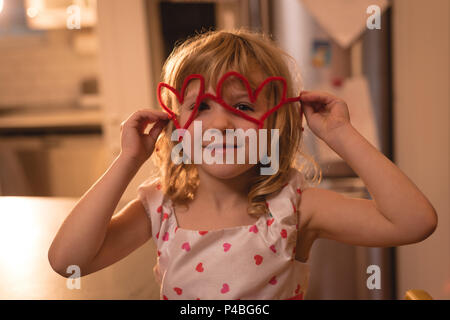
[393,0,449,300]
[0,29,98,107]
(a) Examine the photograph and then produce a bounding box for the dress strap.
[137,178,173,246]
[262,168,306,260]
[265,168,305,225]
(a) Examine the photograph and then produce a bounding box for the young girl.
[48,29,437,300]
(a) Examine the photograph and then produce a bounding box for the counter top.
[0,108,103,130]
[0,196,159,299]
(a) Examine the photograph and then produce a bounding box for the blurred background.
[0,0,448,300]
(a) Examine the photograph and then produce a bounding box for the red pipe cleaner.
[157,71,304,140]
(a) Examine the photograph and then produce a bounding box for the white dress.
[137,168,310,300]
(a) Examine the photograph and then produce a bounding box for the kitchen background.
[0,0,448,300]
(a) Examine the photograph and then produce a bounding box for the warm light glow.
[0,198,42,281]
[27,7,39,18]
[0,0,4,14]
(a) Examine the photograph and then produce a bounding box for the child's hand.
[119,109,170,165]
[300,91,351,143]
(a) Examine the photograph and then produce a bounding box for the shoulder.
[282,168,317,234]
[265,168,306,223]
[297,186,335,235]
[296,187,316,234]
[137,177,176,244]
[286,167,306,197]
[137,177,165,217]
[137,176,161,193]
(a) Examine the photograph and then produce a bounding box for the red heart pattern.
[174,287,182,295]
[220,283,230,294]
[254,255,263,265]
[249,225,258,233]
[153,179,306,299]
[181,242,191,251]
[196,262,204,272]
[223,243,231,252]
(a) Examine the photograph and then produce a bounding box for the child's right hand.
[119,109,170,165]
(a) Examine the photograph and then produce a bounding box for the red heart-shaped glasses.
[157,71,303,133]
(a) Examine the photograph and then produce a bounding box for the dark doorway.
[159,1,216,60]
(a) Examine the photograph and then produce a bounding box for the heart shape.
[223,243,231,252]
[249,225,258,234]
[280,229,288,239]
[181,242,190,251]
[269,276,277,285]
[220,283,230,294]
[158,74,205,130]
[157,71,303,138]
[162,232,169,241]
[195,262,204,272]
[173,287,183,295]
[254,254,263,265]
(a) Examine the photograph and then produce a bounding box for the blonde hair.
[150,28,321,216]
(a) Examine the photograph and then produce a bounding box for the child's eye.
[189,102,209,111]
[188,102,253,112]
[235,103,254,112]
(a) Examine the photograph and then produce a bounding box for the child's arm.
[48,109,170,277]
[298,91,437,247]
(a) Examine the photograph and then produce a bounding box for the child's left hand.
[299,90,351,143]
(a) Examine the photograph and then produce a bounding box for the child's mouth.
[203,143,242,154]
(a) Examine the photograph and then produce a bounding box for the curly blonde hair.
[150,28,321,216]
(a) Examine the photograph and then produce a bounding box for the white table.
[0,197,160,299]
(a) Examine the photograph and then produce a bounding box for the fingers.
[132,109,170,123]
[122,109,170,133]
[300,91,341,117]
[301,102,316,119]
[148,118,168,139]
[300,90,336,105]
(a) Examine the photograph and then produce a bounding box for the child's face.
[176,77,271,179]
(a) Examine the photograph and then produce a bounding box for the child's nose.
[205,101,237,132]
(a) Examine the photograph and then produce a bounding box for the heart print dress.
[137,168,310,300]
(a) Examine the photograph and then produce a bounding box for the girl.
[48,29,437,300]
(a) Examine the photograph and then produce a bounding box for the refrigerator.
[270,0,395,299]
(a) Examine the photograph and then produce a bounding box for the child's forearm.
[48,153,142,275]
[325,123,437,232]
